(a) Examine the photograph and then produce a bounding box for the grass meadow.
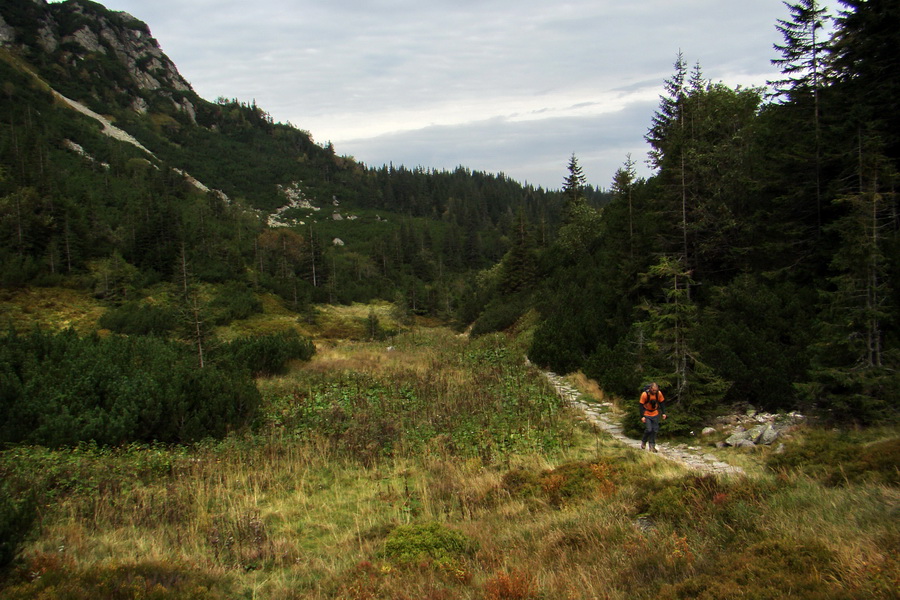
[0,302,897,599]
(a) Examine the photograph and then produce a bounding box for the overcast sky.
[53,0,840,189]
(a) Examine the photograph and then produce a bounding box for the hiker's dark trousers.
[642,415,660,445]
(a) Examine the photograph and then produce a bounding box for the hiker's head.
[650,382,659,392]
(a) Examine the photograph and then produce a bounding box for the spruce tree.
[802,133,898,423]
[638,256,730,429]
[769,0,832,229]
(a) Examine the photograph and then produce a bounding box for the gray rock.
[725,430,751,446]
[758,425,779,445]
[701,427,717,437]
[735,439,757,449]
[747,424,768,444]
[0,15,15,46]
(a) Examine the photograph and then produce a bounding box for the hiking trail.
[541,370,745,477]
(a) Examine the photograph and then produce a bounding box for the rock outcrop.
[0,0,196,121]
[715,410,805,449]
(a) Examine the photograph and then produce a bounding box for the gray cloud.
[75,0,842,188]
[341,99,660,189]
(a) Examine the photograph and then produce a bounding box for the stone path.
[542,370,745,477]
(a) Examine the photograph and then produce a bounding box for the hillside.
[0,0,584,317]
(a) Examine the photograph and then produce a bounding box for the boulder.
[758,424,779,445]
[735,439,757,449]
[725,429,750,446]
[701,427,717,437]
[747,424,768,444]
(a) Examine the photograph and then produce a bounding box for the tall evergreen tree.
[638,255,730,429]
[610,154,638,259]
[829,0,900,167]
[802,132,899,423]
[561,153,587,220]
[769,0,832,229]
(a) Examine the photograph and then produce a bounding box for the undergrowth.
[1,326,896,599]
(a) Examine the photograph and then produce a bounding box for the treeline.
[473,0,899,429]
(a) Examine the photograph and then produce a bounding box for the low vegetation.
[0,309,896,599]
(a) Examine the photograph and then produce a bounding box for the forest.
[512,0,899,431]
[1,0,897,435]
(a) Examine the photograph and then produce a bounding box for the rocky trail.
[542,370,745,477]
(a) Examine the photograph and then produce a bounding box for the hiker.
[640,382,666,452]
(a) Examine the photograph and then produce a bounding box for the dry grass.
[566,371,607,403]
[0,287,106,333]
[3,314,898,599]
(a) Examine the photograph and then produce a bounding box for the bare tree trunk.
[192,294,205,369]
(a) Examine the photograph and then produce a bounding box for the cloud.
[341,98,660,189]
[87,0,844,188]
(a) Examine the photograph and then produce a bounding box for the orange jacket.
[640,390,665,417]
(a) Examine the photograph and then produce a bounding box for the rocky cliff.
[0,0,197,120]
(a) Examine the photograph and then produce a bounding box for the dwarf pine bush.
[0,329,260,446]
[217,330,315,376]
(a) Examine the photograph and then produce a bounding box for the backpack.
[641,384,660,411]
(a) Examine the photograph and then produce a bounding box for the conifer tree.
[801,132,899,423]
[562,153,587,219]
[498,210,536,294]
[610,154,637,258]
[769,0,831,229]
[829,0,900,166]
[638,255,730,428]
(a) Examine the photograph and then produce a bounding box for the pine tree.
[770,0,831,101]
[498,210,536,294]
[829,0,900,167]
[646,51,687,171]
[561,153,587,220]
[638,255,730,429]
[802,131,899,423]
[769,0,832,229]
[610,154,637,258]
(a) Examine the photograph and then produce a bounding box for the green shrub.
[470,295,530,337]
[502,461,618,508]
[208,283,262,325]
[501,467,541,498]
[218,330,315,376]
[98,301,177,336]
[382,522,477,566]
[584,340,641,401]
[637,474,772,538]
[538,460,617,508]
[659,538,843,600]
[0,329,260,446]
